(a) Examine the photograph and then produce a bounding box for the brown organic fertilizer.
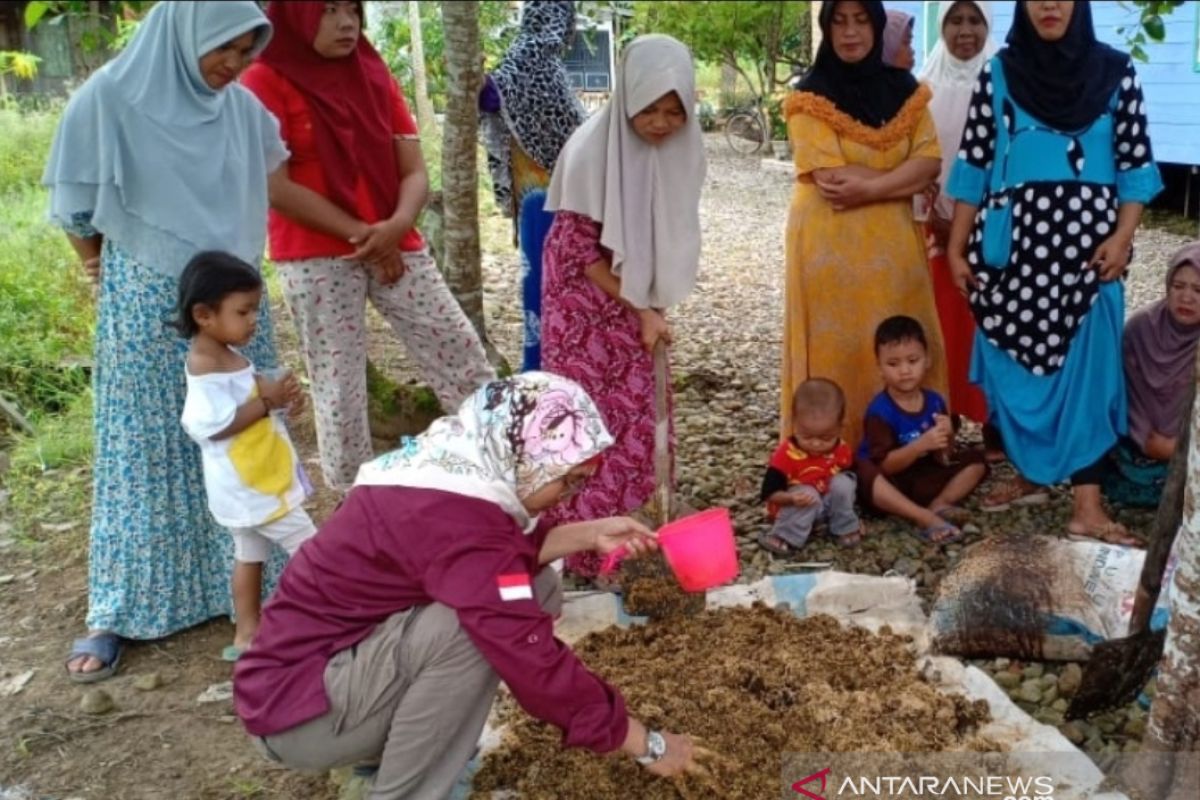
[471,605,993,799]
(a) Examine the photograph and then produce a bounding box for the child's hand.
[257,374,292,411]
[282,376,307,419]
[791,491,817,507]
[918,424,951,453]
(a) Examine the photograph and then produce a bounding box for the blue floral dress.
[65,213,280,639]
[947,59,1163,485]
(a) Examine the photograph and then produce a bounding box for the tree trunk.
[1127,349,1200,799]
[719,63,737,105]
[439,0,506,370]
[408,0,438,134]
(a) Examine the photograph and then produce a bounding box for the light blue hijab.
[42,1,289,278]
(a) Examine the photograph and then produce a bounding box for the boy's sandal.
[64,632,122,684]
[932,505,971,526]
[980,480,1049,512]
[1066,521,1143,548]
[836,528,864,549]
[916,521,964,545]
[757,531,796,557]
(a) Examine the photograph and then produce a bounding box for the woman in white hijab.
[539,34,706,580]
[919,0,998,431]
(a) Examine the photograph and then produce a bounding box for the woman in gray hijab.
[43,0,288,682]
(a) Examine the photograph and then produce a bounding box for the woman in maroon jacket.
[234,372,702,796]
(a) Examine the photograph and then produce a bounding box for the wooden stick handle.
[653,339,671,527]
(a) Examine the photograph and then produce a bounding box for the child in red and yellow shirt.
[759,378,862,554]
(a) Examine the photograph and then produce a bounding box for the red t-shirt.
[241,62,426,260]
[764,438,854,519]
[233,486,629,754]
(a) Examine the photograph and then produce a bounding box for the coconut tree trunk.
[408,0,438,134]
[1127,349,1200,798]
[439,0,505,369]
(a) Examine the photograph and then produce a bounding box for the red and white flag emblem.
[497,573,533,602]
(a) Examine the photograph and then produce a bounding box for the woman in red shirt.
[242,0,494,491]
[234,373,703,795]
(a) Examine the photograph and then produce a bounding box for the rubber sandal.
[835,529,864,549]
[65,632,122,684]
[757,531,796,556]
[1066,521,1142,548]
[981,481,1049,512]
[221,645,245,663]
[932,505,971,526]
[916,521,963,545]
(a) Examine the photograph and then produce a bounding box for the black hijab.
[798,0,920,128]
[998,1,1128,132]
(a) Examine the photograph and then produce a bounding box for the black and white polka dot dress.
[944,57,1163,484]
[956,60,1154,376]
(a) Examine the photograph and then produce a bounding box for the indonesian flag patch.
[497,572,534,602]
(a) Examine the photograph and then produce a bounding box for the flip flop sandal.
[835,528,864,549]
[221,645,245,663]
[757,531,797,557]
[916,521,964,545]
[981,482,1050,512]
[1066,522,1143,548]
[65,632,122,684]
[933,505,971,526]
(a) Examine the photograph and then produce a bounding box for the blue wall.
[887,0,1200,165]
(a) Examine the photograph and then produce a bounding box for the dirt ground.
[0,301,348,800]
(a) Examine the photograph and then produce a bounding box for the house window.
[563,26,612,93]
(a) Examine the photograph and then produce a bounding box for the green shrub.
[0,105,60,190]
[0,184,95,418]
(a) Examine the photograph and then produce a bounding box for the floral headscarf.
[354,372,612,531]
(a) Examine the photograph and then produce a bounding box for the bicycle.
[723,97,768,156]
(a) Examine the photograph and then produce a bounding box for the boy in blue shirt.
[857,316,988,544]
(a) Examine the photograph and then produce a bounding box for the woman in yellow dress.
[783,0,946,449]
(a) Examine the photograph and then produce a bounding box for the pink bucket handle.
[598,545,629,576]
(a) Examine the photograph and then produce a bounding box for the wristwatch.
[636,730,666,766]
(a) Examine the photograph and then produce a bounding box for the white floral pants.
[278,251,495,490]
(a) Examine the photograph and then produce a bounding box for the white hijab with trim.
[545,34,706,310]
[355,372,613,532]
[920,0,999,220]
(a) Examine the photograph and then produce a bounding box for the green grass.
[6,388,94,548]
[9,388,93,473]
[0,106,95,544]
[0,183,95,419]
[0,107,93,422]
[1143,208,1198,238]
[0,105,60,190]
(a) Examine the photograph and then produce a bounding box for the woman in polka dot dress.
[945,1,1162,545]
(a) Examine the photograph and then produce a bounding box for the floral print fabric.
[277,251,495,491]
[355,371,613,532]
[539,210,669,575]
[81,232,280,638]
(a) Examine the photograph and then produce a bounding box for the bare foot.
[67,654,104,674]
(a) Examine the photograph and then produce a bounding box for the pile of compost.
[472,605,993,799]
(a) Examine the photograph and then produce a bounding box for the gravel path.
[370,134,1194,757]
